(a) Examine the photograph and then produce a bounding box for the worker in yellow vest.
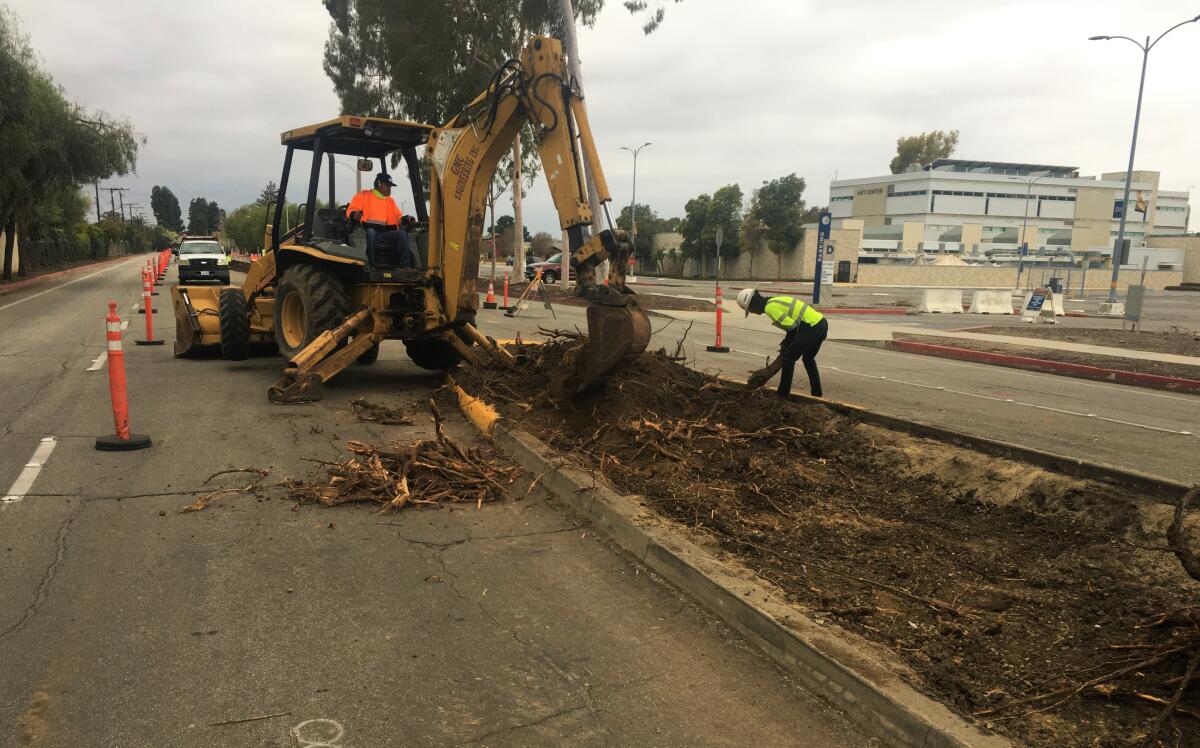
[736,288,828,397]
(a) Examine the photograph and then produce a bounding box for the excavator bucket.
[171,286,222,357]
[571,299,651,392]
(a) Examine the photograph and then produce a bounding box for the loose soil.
[455,339,1200,747]
[893,333,1200,383]
[970,325,1200,358]
[503,281,715,312]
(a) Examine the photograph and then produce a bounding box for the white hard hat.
[736,287,757,316]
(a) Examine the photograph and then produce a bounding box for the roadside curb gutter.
[449,380,1012,748]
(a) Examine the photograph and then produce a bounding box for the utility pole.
[99,187,127,221]
[94,181,102,222]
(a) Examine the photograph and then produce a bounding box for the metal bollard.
[96,302,152,451]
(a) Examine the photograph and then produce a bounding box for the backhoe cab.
[172,35,650,401]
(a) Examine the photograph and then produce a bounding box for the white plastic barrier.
[919,289,964,314]
[1051,293,1065,316]
[968,290,1014,314]
[1099,302,1125,317]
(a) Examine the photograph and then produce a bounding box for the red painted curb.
[887,340,1200,394]
[0,255,133,298]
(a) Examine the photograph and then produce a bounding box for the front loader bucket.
[571,299,651,392]
[171,286,221,357]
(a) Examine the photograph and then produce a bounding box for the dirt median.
[968,326,1200,358]
[893,333,1200,383]
[455,338,1200,747]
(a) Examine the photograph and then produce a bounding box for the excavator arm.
[426,36,650,390]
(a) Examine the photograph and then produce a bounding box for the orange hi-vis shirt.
[347,188,403,227]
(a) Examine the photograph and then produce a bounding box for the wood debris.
[291,400,520,511]
[350,397,413,425]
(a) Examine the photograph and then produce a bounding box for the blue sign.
[1026,289,1048,312]
[813,211,832,304]
[1112,200,1123,220]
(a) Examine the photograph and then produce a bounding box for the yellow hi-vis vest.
[764,296,824,331]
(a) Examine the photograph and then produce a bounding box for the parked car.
[175,237,231,285]
[505,256,514,266]
[524,253,576,284]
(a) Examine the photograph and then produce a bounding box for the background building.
[829,159,1191,270]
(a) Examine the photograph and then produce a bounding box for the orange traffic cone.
[483,279,498,309]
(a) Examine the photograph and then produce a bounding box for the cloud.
[9,0,1197,234]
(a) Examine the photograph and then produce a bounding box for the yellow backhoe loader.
[172,36,649,402]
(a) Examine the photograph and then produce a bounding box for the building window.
[932,190,984,197]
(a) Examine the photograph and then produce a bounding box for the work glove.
[746,367,770,390]
[349,210,363,224]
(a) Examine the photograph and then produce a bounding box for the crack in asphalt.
[418,529,605,739]
[0,499,84,645]
[459,704,591,745]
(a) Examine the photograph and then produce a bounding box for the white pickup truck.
[174,237,231,285]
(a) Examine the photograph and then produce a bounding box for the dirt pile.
[455,338,1200,747]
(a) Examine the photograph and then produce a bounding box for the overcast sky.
[9,0,1199,234]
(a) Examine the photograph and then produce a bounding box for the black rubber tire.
[273,263,351,360]
[542,270,558,284]
[357,341,380,365]
[403,339,460,371]
[218,288,251,361]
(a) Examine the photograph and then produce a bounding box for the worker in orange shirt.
[346,173,416,270]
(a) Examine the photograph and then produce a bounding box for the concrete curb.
[0,255,130,298]
[483,422,1011,748]
[887,339,1200,395]
[448,372,1010,747]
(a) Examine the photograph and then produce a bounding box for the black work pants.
[365,226,415,269]
[778,318,828,398]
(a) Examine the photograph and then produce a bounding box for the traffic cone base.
[135,339,165,346]
[706,345,730,353]
[95,433,152,451]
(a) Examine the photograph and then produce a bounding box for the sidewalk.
[0,254,131,298]
[649,309,1200,367]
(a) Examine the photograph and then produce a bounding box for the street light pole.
[621,142,652,272]
[1090,14,1200,303]
[1016,173,1049,290]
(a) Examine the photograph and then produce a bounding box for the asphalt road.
[481,294,1200,485]
[0,258,868,747]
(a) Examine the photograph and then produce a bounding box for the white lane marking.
[827,341,1200,404]
[86,352,108,371]
[1,437,58,505]
[120,320,129,330]
[826,365,1198,437]
[0,261,129,312]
